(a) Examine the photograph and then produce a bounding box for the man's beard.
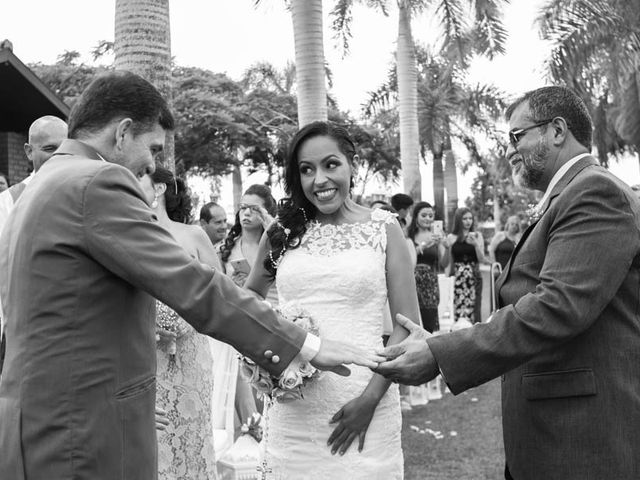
[513,140,548,190]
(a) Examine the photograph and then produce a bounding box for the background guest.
[140,165,220,479]
[407,202,448,332]
[446,207,485,324]
[0,172,8,192]
[220,184,276,293]
[199,201,228,248]
[391,193,414,231]
[488,215,521,270]
[219,183,277,424]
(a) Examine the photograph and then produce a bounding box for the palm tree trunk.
[396,1,422,200]
[432,151,445,223]
[443,146,458,227]
[291,0,327,127]
[114,0,174,171]
[232,163,242,213]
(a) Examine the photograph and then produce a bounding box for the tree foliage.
[31,52,398,191]
[537,0,640,166]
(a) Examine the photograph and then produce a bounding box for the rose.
[240,360,261,384]
[298,362,316,378]
[279,367,304,390]
[254,371,275,394]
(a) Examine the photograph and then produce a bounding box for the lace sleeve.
[371,208,399,225]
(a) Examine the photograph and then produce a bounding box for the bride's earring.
[151,192,159,209]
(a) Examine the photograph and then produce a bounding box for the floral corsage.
[240,304,320,403]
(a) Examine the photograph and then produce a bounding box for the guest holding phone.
[218,184,278,424]
[446,208,486,324]
[406,202,448,332]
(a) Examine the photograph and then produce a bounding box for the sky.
[3,0,639,208]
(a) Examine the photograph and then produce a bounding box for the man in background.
[199,201,228,248]
[0,115,68,234]
[390,192,414,230]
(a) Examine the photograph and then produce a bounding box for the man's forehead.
[509,101,532,125]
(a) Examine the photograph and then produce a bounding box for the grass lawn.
[402,378,504,480]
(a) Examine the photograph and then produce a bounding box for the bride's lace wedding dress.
[265,209,404,479]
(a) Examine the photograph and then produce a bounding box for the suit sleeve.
[82,164,306,375]
[429,173,640,393]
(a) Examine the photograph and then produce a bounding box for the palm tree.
[332,0,508,203]
[114,0,174,170]
[252,0,328,127]
[537,0,640,166]
[291,0,328,125]
[396,0,422,200]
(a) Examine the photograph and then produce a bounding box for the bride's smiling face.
[297,135,353,215]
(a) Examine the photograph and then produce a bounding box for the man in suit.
[376,86,640,479]
[0,71,380,479]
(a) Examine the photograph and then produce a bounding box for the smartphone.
[230,258,252,275]
[433,220,444,236]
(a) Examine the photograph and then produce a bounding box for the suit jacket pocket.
[522,368,596,400]
[116,376,157,480]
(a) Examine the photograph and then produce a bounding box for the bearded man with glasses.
[375,85,640,480]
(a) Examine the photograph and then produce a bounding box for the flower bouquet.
[240,304,320,403]
[156,302,187,356]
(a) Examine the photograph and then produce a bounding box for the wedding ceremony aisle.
[403,378,503,479]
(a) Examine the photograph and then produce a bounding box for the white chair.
[437,274,455,332]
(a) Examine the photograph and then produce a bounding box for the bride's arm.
[327,219,421,455]
[243,231,276,299]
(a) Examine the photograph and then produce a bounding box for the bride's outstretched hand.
[327,395,377,455]
[310,338,386,377]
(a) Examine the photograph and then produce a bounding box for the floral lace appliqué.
[302,208,396,257]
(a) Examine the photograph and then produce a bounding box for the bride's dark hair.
[264,121,356,276]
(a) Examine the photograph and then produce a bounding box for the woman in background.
[219,184,276,300]
[406,202,448,332]
[140,165,220,479]
[219,184,277,424]
[488,215,521,270]
[446,208,485,324]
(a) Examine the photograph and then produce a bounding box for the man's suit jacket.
[0,139,307,480]
[428,156,640,480]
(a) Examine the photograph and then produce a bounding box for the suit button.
[271,355,280,364]
[264,350,273,359]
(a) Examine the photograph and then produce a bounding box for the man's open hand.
[373,314,440,385]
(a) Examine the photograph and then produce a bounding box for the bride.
[245,121,421,479]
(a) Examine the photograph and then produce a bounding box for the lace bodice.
[265,209,403,479]
[276,209,393,344]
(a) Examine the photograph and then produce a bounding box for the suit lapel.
[496,156,599,303]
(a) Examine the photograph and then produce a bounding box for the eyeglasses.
[238,204,261,214]
[508,119,554,148]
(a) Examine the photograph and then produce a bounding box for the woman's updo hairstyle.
[264,121,357,276]
[151,164,193,224]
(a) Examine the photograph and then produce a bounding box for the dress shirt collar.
[535,152,591,211]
